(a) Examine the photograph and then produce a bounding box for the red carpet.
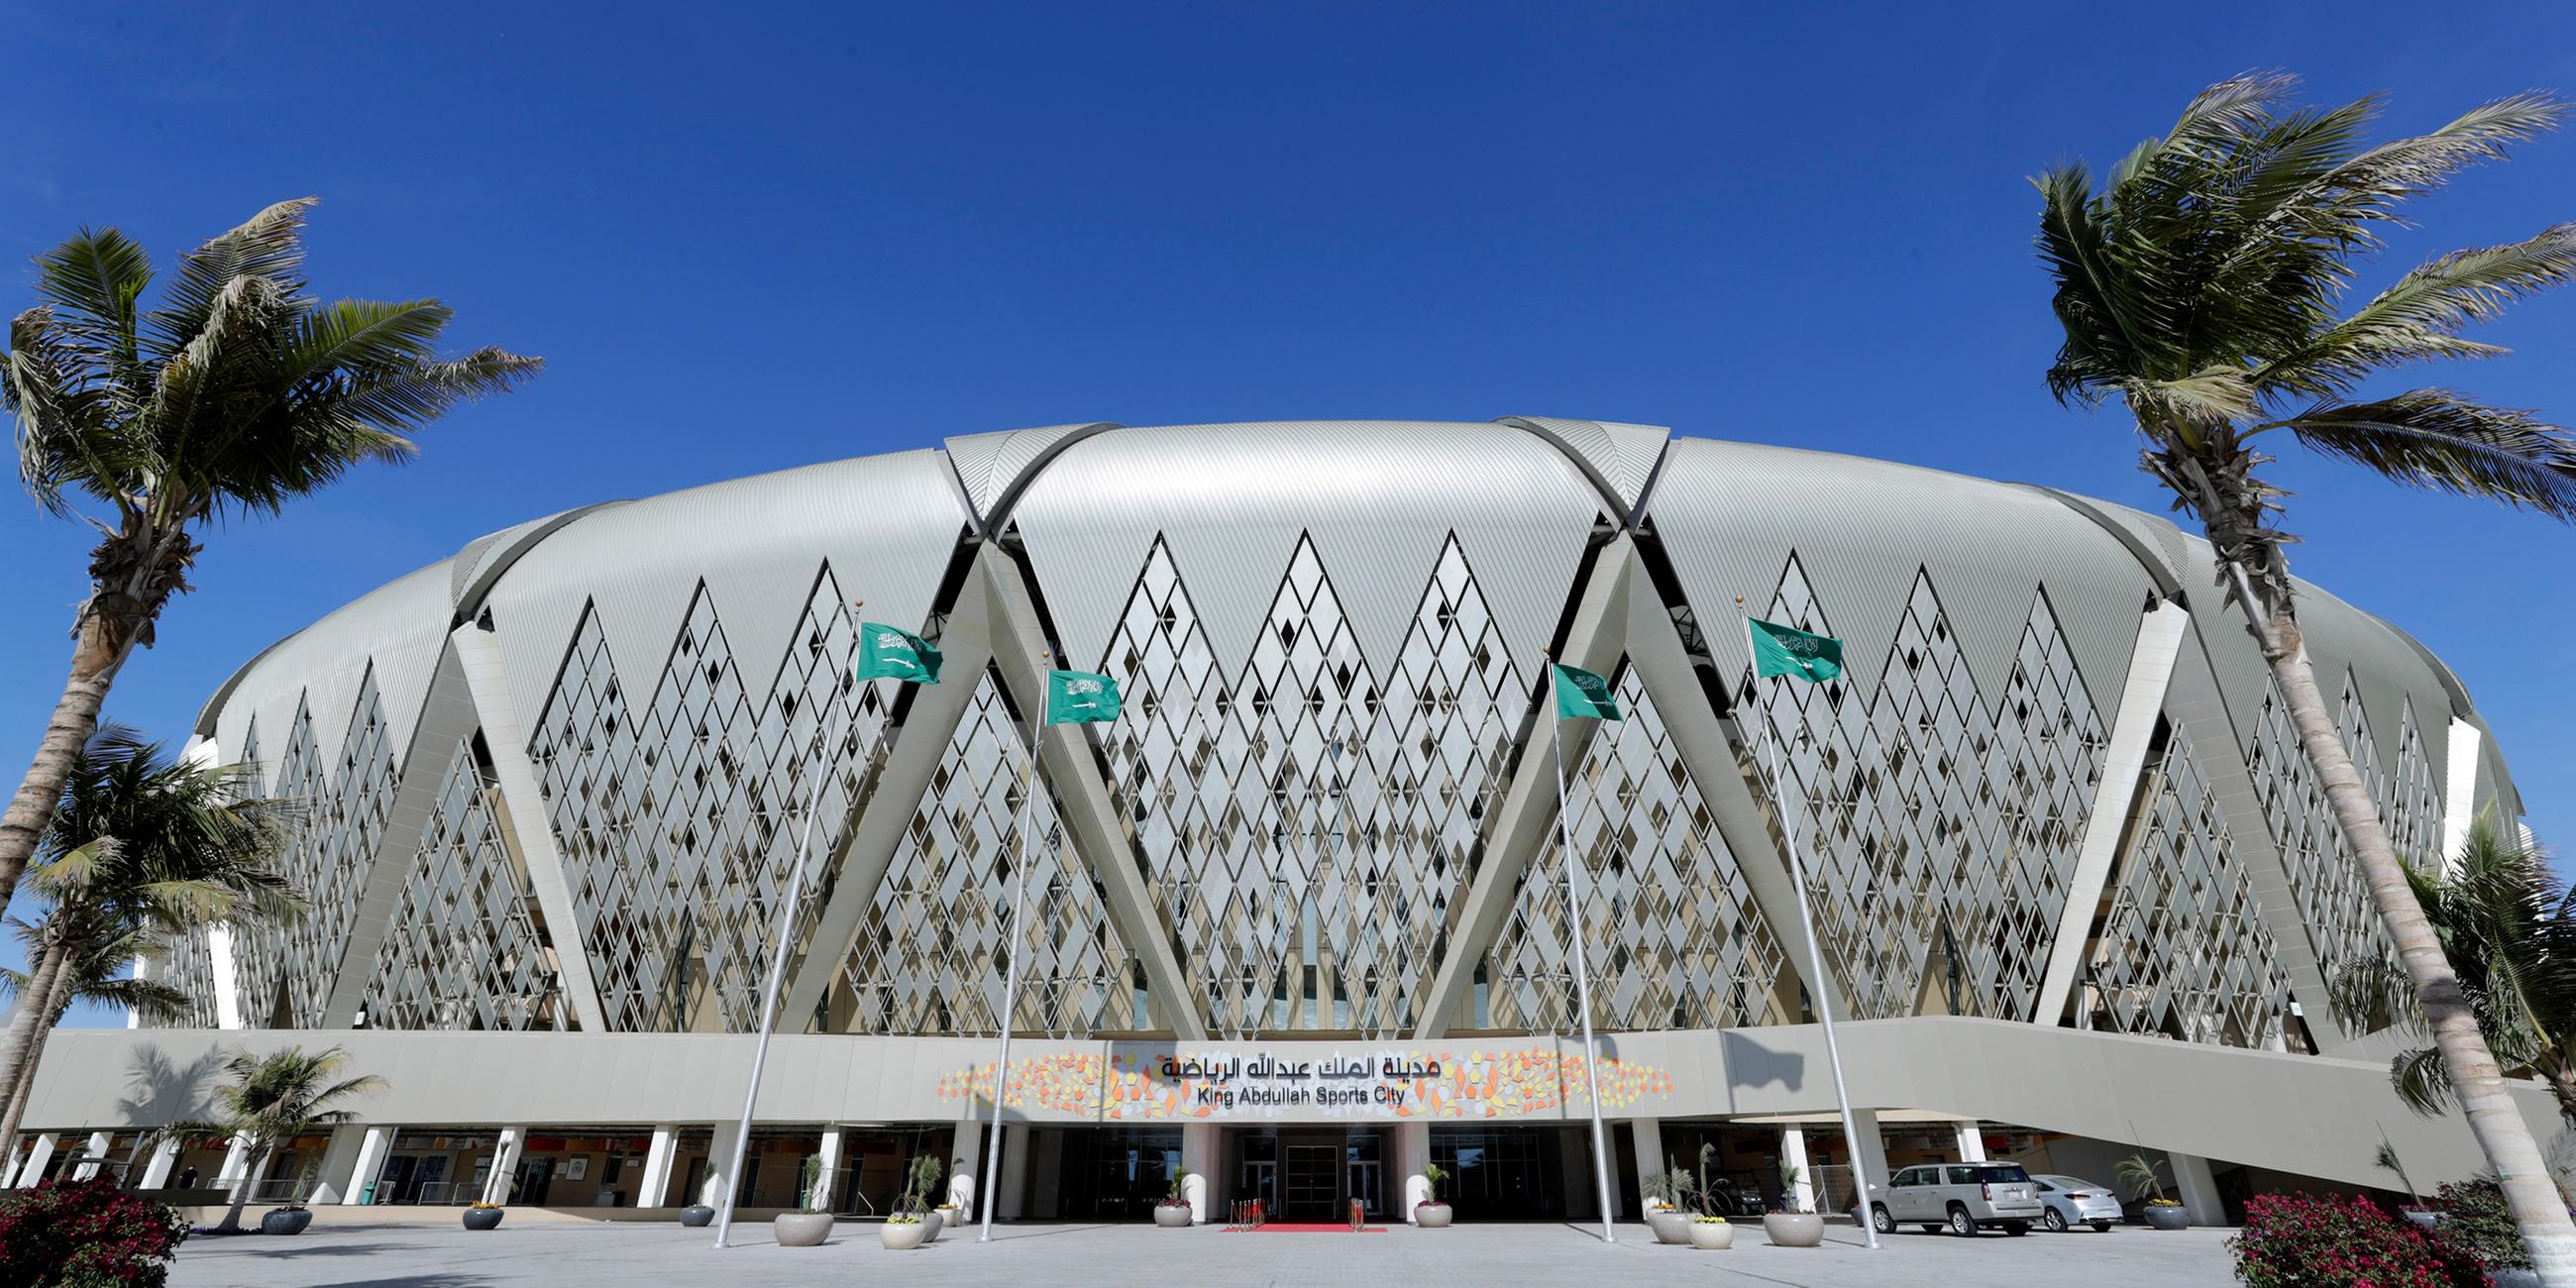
[1226,1223,1388,1233]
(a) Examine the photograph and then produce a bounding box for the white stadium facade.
[10,418,2550,1226]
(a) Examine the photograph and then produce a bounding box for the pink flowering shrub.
[2228,1192,2474,1288]
[0,1177,190,1288]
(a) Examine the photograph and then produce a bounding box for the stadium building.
[9,419,2547,1226]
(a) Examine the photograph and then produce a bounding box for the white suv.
[1869,1163,2046,1236]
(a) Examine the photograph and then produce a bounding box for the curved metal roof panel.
[1006,419,1608,678]
[475,448,972,722]
[209,556,456,774]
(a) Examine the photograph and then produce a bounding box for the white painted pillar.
[1778,1127,1815,1213]
[1179,1121,1218,1224]
[638,1126,679,1209]
[1395,1120,1432,1222]
[947,1118,981,1219]
[1846,1110,1893,1220]
[1629,1119,1666,1211]
[138,1136,181,1190]
[0,1139,25,1188]
[700,1121,741,1208]
[1955,1122,1986,1163]
[2442,718,2484,874]
[216,1133,255,1186]
[17,1133,59,1188]
[483,1127,526,1206]
[815,1127,845,1212]
[308,1125,366,1204]
[70,1130,112,1180]
[998,1121,1030,1221]
[2170,1151,2226,1227]
[337,1127,392,1206]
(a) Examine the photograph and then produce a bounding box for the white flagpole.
[1544,657,1619,1244]
[714,736,825,1249]
[1742,614,1879,1250]
[979,663,1047,1242]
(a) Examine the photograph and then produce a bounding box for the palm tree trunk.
[0,937,70,1163]
[2259,597,2576,1279]
[0,607,134,930]
[218,1141,272,1234]
[0,950,77,1169]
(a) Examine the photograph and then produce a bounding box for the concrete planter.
[2491,1268,2541,1288]
[1414,1202,1451,1229]
[935,1206,963,1234]
[1763,1213,1824,1247]
[463,1207,504,1232]
[1154,1203,1195,1228]
[921,1208,944,1241]
[260,1209,313,1235]
[678,1205,714,1228]
[2143,1204,2190,1231]
[1689,1220,1736,1249]
[773,1212,832,1246]
[1647,1210,1692,1243]
[2400,1209,2444,1231]
[879,1219,928,1250]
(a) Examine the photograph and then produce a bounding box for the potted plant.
[1645,1166,1695,1244]
[261,1159,320,1235]
[907,1156,947,1240]
[773,1155,833,1247]
[2376,1139,2439,1229]
[1762,1160,1824,1247]
[463,1200,504,1232]
[878,1154,940,1248]
[1156,1166,1197,1228]
[680,1167,717,1227]
[178,1044,386,1234]
[1415,1163,1451,1229]
[2120,1154,2188,1230]
[1685,1144,1735,1249]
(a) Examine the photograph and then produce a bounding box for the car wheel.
[1871,1204,1895,1234]
[2003,1221,2030,1236]
[2041,1208,2068,1233]
[1948,1206,1977,1236]
[2091,1221,2112,1233]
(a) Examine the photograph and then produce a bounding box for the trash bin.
[359,1182,377,1205]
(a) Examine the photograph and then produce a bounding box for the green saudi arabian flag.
[1551,662,1623,721]
[855,622,942,684]
[1045,669,1123,724]
[1747,617,1844,684]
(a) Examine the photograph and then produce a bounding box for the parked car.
[2031,1174,2121,1233]
[1867,1163,2046,1236]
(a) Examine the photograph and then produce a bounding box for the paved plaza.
[166,1213,2238,1287]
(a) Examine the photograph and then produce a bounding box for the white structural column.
[700,1121,742,1207]
[1954,1123,1987,1163]
[139,1137,180,1190]
[997,1120,1031,1221]
[2170,1152,2226,1227]
[340,1127,391,1205]
[638,1126,680,1209]
[1844,1111,1892,1219]
[16,1133,59,1187]
[216,1133,255,1188]
[2035,600,2192,1026]
[71,1130,111,1179]
[1179,1122,1218,1224]
[2442,717,2484,874]
[947,1119,982,1217]
[1778,1127,1815,1214]
[1396,1121,1432,1223]
[483,1127,526,1206]
[815,1127,845,1211]
[180,738,249,1029]
[308,1124,369,1204]
[448,623,610,1031]
[1629,1119,1665,1207]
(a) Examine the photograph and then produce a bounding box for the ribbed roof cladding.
[1007,419,1607,677]
[211,557,455,773]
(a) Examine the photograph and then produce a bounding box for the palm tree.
[0,924,194,1163]
[0,729,298,1165]
[0,198,540,928]
[2034,73,2576,1275]
[2333,817,2576,1124]
[183,1045,384,1234]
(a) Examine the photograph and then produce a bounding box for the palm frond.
[2274,390,2576,516]
[2392,1044,2455,1117]
[2268,224,2576,394]
[143,197,317,364]
[32,227,153,374]
[2329,93,2569,198]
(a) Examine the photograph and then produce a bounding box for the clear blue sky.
[5,2,2571,1026]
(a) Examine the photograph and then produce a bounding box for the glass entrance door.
[1283,1144,1340,1222]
